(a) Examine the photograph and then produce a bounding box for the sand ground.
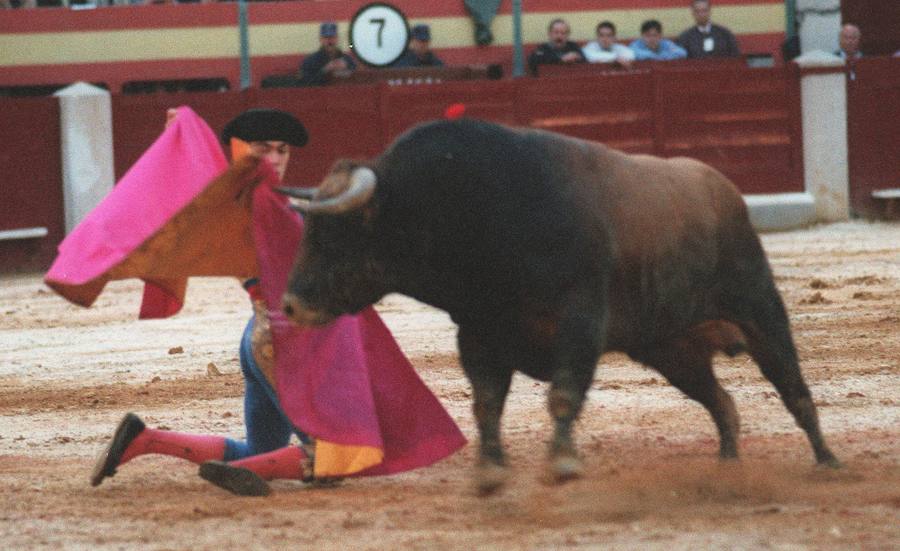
[0,220,898,550]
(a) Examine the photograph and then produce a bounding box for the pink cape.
[44,107,465,477]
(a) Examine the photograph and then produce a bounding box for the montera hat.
[221,108,308,147]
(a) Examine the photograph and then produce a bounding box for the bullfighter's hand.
[164,108,178,130]
[250,299,277,389]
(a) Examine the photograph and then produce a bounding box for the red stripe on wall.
[0,0,784,33]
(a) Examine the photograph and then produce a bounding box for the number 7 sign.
[349,3,410,67]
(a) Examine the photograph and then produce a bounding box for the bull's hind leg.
[738,313,840,468]
[639,341,741,460]
[458,326,515,495]
[725,269,840,467]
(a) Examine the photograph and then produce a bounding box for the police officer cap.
[221,108,308,147]
[320,21,338,38]
[411,24,431,41]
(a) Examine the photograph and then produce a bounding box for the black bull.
[279,119,839,493]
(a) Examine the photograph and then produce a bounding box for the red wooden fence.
[0,98,63,271]
[2,63,804,272]
[847,57,900,218]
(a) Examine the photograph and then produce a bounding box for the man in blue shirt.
[299,21,357,86]
[630,20,687,61]
[393,24,444,68]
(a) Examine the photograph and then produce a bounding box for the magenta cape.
[44,107,465,477]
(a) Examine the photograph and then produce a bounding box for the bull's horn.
[298,167,377,215]
[275,186,317,200]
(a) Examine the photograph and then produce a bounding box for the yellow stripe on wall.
[0,5,782,67]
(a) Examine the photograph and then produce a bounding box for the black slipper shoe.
[90,413,146,487]
[199,461,272,497]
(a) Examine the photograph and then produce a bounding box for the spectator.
[392,24,444,67]
[677,0,740,58]
[528,18,586,76]
[582,20,635,69]
[630,20,687,61]
[299,21,357,86]
[835,23,863,61]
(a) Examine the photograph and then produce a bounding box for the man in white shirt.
[582,21,635,69]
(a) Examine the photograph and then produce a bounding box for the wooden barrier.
[1,63,806,271]
[847,56,900,219]
[653,65,803,194]
[0,98,64,271]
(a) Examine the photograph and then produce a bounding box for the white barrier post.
[53,82,115,234]
[795,51,850,222]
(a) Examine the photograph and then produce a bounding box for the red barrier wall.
[654,65,803,194]
[112,86,385,187]
[0,98,63,272]
[847,57,900,218]
[2,64,805,272]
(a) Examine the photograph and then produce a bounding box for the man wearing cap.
[392,23,444,68]
[91,108,322,497]
[300,21,357,86]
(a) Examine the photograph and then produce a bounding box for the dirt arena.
[1,220,898,550]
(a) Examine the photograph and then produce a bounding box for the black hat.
[221,108,308,147]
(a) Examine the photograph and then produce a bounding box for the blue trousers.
[223,317,310,461]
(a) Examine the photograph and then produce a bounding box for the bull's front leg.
[547,304,604,483]
[458,326,514,495]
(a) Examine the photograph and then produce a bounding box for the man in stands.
[835,23,863,61]
[392,24,444,67]
[630,20,687,61]
[528,18,585,76]
[582,20,635,69]
[677,0,740,59]
[299,21,357,86]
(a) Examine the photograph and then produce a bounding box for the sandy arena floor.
[0,220,898,550]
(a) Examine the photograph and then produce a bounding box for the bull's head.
[278,161,389,326]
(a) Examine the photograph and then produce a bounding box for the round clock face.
[349,3,410,67]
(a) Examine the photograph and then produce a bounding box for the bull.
[278,119,839,494]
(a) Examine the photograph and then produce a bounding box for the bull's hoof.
[475,463,509,496]
[817,456,843,470]
[550,454,583,483]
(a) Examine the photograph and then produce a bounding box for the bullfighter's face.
[250,141,290,181]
